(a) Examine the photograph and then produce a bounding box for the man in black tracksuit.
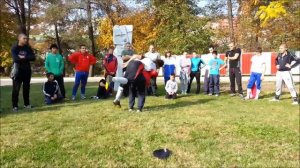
[225,42,243,98]
[11,34,36,112]
[124,60,146,112]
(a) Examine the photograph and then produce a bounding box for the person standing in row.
[244,47,266,100]
[68,44,97,100]
[45,44,66,98]
[11,34,36,112]
[179,52,191,95]
[208,51,226,96]
[203,46,215,94]
[270,44,300,104]
[162,51,176,84]
[145,45,160,96]
[225,42,243,98]
[187,52,205,94]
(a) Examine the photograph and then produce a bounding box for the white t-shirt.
[165,80,178,93]
[140,57,156,71]
[250,55,266,73]
[145,52,160,62]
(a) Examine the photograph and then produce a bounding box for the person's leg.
[172,93,177,99]
[246,72,256,99]
[203,69,209,94]
[12,79,22,108]
[22,70,31,106]
[54,75,66,98]
[209,74,214,94]
[214,75,220,94]
[180,72,185,94]
[195,72,200,94]
[275,71,283,99]
[150,78,156,95]
[187,72,195,93]
[282,71,297,98]
[137,80,146,111]
[254,73,262,99]
[229,68,236,94]
[128,82,135,109]
[235,68,243,95]
[44,96,53,105]
[80,72,89,97]
[72,71,82,97]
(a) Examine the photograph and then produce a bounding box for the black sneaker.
[113,100,121,108]
[292,97,299,105]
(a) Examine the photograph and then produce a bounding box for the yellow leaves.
[96,10,158,53]
[255,0,287,27]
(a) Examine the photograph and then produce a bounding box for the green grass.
[0,82,299,167]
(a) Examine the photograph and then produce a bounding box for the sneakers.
[229,93,236,97]
[113,100,121,108]
[270,96,280,102]
[12,107,18,112]
[208,93,213,96]
[215,94,219,97]
[71,96,76,101]
[24,105,32,109]
[137,109,142,113]
[238,94,244,99]
[292,97,299,105]
[128,108,133,112]
[81,95,86,100]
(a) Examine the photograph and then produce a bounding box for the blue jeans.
[247,72,262,90]
[72,71,89,96]
[209,74,220,94]
[45,95,63,105]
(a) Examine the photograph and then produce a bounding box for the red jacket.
[103,54,118,75]
[68,51,97,72]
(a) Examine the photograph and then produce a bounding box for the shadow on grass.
[0,98,114,118]
[145,98,214,112]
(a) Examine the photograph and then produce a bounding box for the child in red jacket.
[103,47,118,93]
[68,44,97,100]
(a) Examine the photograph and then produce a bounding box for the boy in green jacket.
[45,44,66,98]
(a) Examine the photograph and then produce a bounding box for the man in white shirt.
[144,45,161,96]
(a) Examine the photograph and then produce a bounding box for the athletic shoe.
[292,98,299,105]
[215,94,219,97]
[81,95,86,100]
[113,100,121,108]
[71,96,76,101]
[229,93,236,97]
[137,109,142,113]
[12,107,18,112]
[128,109,133,112]
[208,93,212,96]
[24,105,32,109]
[238,94,244,99]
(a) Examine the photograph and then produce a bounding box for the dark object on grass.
[153,148,172,160]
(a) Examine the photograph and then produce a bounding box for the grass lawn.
[0,82,299,167]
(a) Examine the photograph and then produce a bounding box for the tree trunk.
[227,0,235,43]
[26,0,31,37]
[54,22,62,54]
[87,0,96,77]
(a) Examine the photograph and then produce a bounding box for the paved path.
[1,76,299,86]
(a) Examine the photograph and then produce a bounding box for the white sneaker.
[136,109,142,113]
[71,96,76,101]
[128,109,133,112]
[215,94,219,97]
[81,95,86,100]
[24,105,32,109]
[292,101,299,105]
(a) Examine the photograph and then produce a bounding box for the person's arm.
[290,54,300,69]
[59,55,64,74]
[275,55,280,69]
[165,81,169,92]
[89,54,97,65]
[68,52,79,64]
[123,54,140,68]
[261,63,266,80]
[174,82,178,93]
[43,82,51,97]
[11,45,22,63]
[228,53,239,60]
[45,54,50,72]
[26,46,36,61]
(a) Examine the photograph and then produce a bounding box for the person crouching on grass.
[165,74,178,99]
[91,79,109,99]
[244,47,266,100]
[43,72,63,105]
[208,51,226,96]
